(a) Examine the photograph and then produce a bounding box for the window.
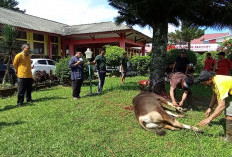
[52,44,58,56]
[34,42,44,54]
[37,60,47,65]
[33,33,44,41]
[47,60,55,65]
[51,36,58,43]
[16,31,26,39]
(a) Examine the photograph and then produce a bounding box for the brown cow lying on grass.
[133,84,202,135]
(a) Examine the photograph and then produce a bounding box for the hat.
[217,52,225,56]
[197,71,213,82]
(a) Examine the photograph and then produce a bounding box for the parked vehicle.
[0,63,17,84]
[31,59,56,75]
[106,66,120,73]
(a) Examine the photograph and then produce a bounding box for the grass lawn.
[0,76,232,156]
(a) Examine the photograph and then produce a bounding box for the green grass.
[0,76,232,156]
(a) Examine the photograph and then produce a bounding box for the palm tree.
[0,25,20,87]
[108,0,232,97]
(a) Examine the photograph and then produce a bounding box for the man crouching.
[198,71,232,142]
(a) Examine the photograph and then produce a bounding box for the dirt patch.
[123,105,134,111]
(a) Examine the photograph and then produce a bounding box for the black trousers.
[72,79,83,98]
[17,78,33,104]
[97,71,106,93]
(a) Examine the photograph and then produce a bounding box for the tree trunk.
[187,42,191,50]
[149,22,169,99]
[2,54,11,87]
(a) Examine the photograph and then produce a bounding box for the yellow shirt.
[13,52,32,78]
[213,75,232,100]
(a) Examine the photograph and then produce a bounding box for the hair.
[21,43,30,50]
[100,47,106,52]
[206,53,211,56]
[123,52,127,55]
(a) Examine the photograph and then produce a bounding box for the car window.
[37,60,47,65]
[47,60,55,65]
[31,60,33,64]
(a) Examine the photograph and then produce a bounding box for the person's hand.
[205,108,212,117]
[179,101,184,107]
[172,101,179,107]
[199,118,211,127]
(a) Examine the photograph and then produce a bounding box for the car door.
[37,60,49,73]
[47,60,56,74]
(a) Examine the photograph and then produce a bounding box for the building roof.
[0,7,67,35]
[0,7,152,42]
[64,21,131,35]
[191,33,230,44]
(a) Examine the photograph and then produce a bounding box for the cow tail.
[138,119,166,136]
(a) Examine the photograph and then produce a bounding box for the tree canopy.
[108,0,232,96]
[0,0,25,13]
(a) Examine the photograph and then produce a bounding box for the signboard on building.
[175,44,219,52]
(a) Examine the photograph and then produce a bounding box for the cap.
[217,52,225,56]
[189,63,193,67]
[197,71,213,82]
[184,76,194,89]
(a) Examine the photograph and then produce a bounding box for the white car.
[31,59,56,75]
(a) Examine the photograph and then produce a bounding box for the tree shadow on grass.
[0,121,24,130]
[0,105,17,112]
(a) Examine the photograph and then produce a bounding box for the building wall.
[0,28,62,60]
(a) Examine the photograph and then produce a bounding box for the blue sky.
[18,0,231,37]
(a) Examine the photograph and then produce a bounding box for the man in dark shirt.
[121,52,128,85]
[91,47,106,93]
[69,51,84,99]
[173,51,190,74]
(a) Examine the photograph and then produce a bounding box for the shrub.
[55,57,94,85]
[105,45,125,68]
[166,49,197,66]
[130,55,150,75]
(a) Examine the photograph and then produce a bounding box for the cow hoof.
[192,127,204,133]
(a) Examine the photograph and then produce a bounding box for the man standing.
[172,50,190,75]
[69,51,84,99]
[121,52,128,85]
[203,53,216,72]
[198,71,232,142]
[13,44,33,107]
[169,72,194,107]
[91,47,106,93]
[216,52,231,75]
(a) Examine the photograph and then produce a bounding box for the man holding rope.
[198,71,232,142]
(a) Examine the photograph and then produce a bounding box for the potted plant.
[0,25,20,97]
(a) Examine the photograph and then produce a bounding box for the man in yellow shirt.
[13,44,33,107]
[198,71,232,142]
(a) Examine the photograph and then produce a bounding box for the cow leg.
[165,110,185,118]
[157,107,202,132]
[162,122,180,130]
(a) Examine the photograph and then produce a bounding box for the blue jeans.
[97,70,106,93]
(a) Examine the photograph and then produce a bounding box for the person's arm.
[170,86,178,106]
[199,99,226,127]
[13,54,20,74]
[212,59,216,72]
[179,90,188,106]
[205,91,217,117]
[172,62,176,72]
[69,58,83,68]
[120,64,123,72]
[185,64,189,75]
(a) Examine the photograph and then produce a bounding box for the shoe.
[27,99,34,103]
[17,103,23,107]
[73,97,78,100]
[77,96,81,98]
